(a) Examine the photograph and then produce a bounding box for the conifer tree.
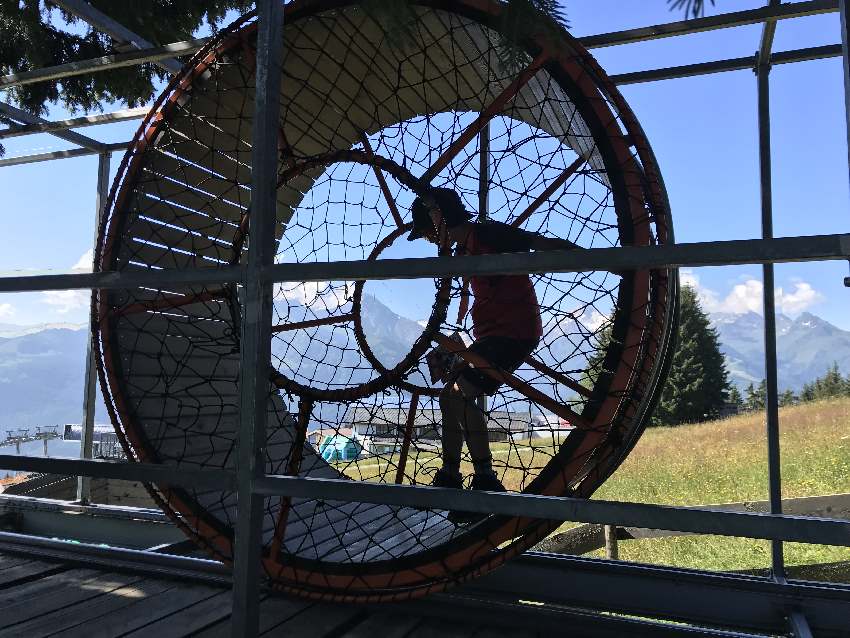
[652,285,730,425]
[745,379,766,411]
[779,388,796,407]
[727,385,744,411]
[816,362,844,400]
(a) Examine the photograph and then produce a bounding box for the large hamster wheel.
[94,0,677,601]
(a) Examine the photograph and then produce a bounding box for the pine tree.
[816,362,844,400]
[800,381,815,403]
[652,285,730,425]
[745,380,766,411]
[779,389,797,407]
[727,386,744,411]
[580,323,617,393]
[0,1,254,116]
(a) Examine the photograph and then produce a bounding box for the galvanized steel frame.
[0,1,848,637]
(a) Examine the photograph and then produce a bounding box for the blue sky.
[0,0,848,330]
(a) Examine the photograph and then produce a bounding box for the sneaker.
[470,473,506,493]
[431,467,463,489]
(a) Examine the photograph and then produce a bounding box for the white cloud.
[0,303,14,319]
[718,279,764,314]
[776,281,824,315]
[275,280,353,313]
[71,249,94,272]
[36,252,97,316]
[680,270,823,316]
[41,289,90,314]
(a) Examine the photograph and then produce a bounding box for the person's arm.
[529,235,581,252]
[529,232,624,276]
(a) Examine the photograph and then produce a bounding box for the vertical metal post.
[477,124,490,413]
[840,0,850,288]
[840,0,850,186]
[77,151,110,504]
[478,123,489,222]
[230,2,284,636]
[757,2,785,579]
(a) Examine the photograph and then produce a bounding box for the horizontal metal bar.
[476,553,850,636]
[0,495,183,550]
[0,455,236,490]
[580,0,838,49]
[0,262,242,292]
[252,475,850,547]
[0,101,106,153]
[0,493,169,522]
[1,456,844,545]
[612,44,842,85]
[0,529,229,584]
[393,588,726,637]
[50,0,183,74]
[0,141,129,168]
[0,107,147,140]
[1,522,845,636]
[261,234,850,283]
[0,233,847,293]
[0,39,208,90]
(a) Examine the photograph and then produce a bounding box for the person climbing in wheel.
[407,187,580,519]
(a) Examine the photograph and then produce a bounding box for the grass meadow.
[338,397,850,576]
[580,397,850,575]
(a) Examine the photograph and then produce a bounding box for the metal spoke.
[361,133,405,228]
[271,313,354,333]
[270,399,313,560]
[524,355,593,399]
[421,52,549,184]
[395,393,420,484]
[432,333,590,429]
[511,155,586,228]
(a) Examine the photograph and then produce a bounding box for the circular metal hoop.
[93,0,677,602]
[268,151,452,402]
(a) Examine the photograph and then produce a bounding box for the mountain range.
[712,311,850,391]
[1,301,848,429]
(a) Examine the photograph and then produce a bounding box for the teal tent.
[318,435,361,462]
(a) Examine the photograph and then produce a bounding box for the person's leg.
[437,383,464,483]
[455,375,496,479]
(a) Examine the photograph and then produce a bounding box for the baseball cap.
[406,188,473,241]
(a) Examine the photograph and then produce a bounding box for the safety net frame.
[91,0,678,600]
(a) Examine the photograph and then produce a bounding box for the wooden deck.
[0,552,534,638]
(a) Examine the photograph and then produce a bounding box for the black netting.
[93,0,674,600]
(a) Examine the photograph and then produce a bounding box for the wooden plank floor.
[0,552,539,638]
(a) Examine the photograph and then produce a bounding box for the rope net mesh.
[93,0,673,599]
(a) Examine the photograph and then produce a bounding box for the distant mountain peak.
[710,310,850,391]
[0,322,86,339]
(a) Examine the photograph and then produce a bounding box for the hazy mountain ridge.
[0,326,107,429]
[1,303,848,427]
[711,311,850,391]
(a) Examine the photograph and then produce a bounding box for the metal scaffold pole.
[230,1,285,636]
[840,0,850,289]
[840,0,850,187]
[77,150,110,504]
[757,0,786,581]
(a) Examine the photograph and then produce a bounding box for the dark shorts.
[458,336,539,396]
